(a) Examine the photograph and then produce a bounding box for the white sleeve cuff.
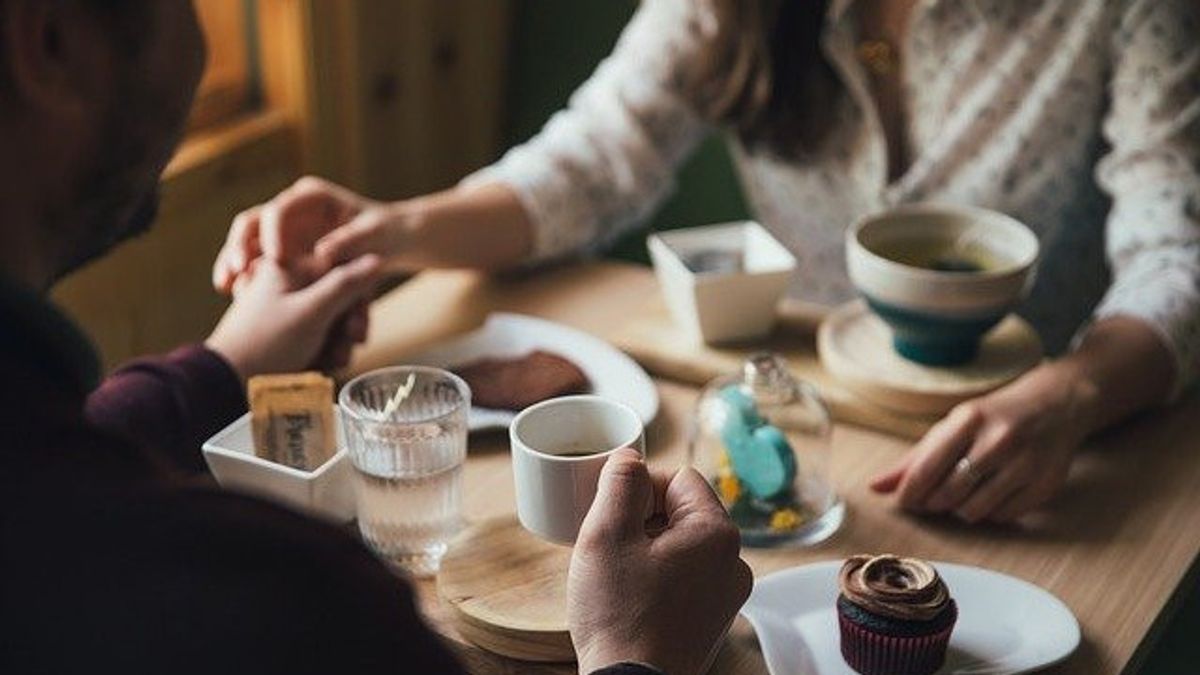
[1084,254,1200,401]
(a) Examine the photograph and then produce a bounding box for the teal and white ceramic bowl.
[846,204,1039,366]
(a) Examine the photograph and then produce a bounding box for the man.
[0,2,751,674]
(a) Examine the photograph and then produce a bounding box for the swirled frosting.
[838,554,951,622]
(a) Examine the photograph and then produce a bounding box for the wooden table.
[349,262,1200,675]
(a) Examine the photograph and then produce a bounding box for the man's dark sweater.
[0,281,654,675]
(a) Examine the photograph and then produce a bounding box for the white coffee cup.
[510,395,646,544]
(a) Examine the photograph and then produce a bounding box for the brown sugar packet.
[247,372,336,471]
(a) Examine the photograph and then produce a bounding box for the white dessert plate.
[741,560,1080,675]
[403,312,659,431]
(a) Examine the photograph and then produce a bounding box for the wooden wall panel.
[267,0,514,198]
[342,0,513,199]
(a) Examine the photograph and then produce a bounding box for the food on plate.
[837,554,958,675]
[452,350,589,411]
[248,372,337,471]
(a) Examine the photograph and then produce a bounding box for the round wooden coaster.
[436,516,574,662]
[817,300,1043,416]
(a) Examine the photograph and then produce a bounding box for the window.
[191,0,257,131]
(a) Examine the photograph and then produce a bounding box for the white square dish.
[202,409,355,523]
[648,221,796,344]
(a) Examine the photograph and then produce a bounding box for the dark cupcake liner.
[838,600,957,675]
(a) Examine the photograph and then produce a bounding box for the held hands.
[870,361,1099,524]
[205,255,382,380]
[212,176,413,295]
[213,176,533,291]
[568,449,753,675]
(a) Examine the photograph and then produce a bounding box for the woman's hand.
[212,176,411,295]
[869,361,1101,524]
[871,317,1175,524]
[212,176,535,295]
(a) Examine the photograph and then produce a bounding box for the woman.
[214,0,1199,524]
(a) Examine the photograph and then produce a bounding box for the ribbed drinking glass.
[339,366,470,576]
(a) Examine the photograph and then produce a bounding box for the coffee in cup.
[510,395,645,544]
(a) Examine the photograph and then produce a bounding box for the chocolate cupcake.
[837,554,957,675]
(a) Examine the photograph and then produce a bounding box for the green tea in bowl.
[877,235,1017,274]
[845,204,1039,366]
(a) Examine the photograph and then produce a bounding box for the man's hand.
[869,361,1098,523]
[568,449,753,675]
[206,255,381,380]
[212,176,406,295]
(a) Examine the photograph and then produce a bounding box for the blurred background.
[54,0,749,372]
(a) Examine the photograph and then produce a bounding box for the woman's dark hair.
[693,0,835,158]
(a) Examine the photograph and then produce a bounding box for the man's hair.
[82,1,151,56]
[0,1,149,95]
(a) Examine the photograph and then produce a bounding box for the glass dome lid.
[690,353,844,547]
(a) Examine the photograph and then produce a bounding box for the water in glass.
[340,367,470,576]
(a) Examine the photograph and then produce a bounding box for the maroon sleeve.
[6,474,467,674]
[591,664,664,674]
[84,344,247,474]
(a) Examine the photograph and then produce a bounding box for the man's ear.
[2,0,109,119]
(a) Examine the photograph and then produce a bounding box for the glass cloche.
[690,353,843,546]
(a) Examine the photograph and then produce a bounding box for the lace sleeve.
[462,0,717,262]
[1090,0,1200,397]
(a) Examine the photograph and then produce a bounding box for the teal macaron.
[718,387,797,500]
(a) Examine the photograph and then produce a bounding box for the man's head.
[0,0,205,288]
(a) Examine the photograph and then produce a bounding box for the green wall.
[502,0,749,264]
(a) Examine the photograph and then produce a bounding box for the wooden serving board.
[818,301,1043,416]
[611,297,939,440]
[436,517,574,662]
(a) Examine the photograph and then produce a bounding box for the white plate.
[403,313,659,431]
[741,561,1080,675]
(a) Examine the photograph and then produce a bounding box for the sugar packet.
[247,372,336,471]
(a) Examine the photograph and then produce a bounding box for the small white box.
[648,221,797,344]
[202,409,355,523]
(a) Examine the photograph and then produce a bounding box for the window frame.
[190,0,255,133]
